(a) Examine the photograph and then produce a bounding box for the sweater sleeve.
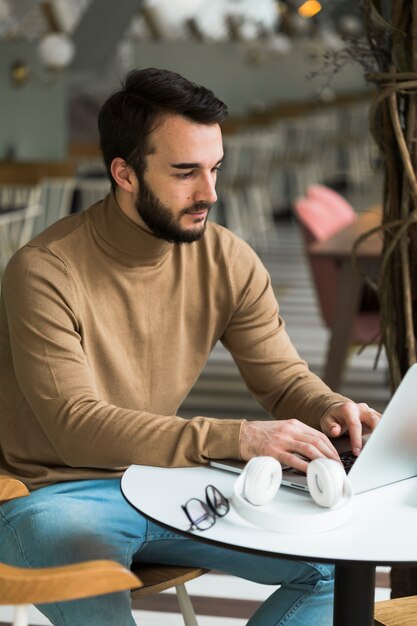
[3,247,242,469]
[221,239,348,430]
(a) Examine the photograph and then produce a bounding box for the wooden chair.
[0,477,140,626]
[374,595,417,625]
[131,563,208,626]
[0,475,206,626]
[1,560,140,626]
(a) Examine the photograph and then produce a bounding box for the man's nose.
[194,175,217,204]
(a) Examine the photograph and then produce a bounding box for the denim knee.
[0,479,148,570]
[0,480,144,626]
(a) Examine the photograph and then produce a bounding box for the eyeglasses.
[182,484,230,531]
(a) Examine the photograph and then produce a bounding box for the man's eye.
[177,172,194,179]
[213,165,222,173]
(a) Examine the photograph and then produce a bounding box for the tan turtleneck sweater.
[0,193,346,490]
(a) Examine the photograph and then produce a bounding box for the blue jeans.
[0,478,334,625]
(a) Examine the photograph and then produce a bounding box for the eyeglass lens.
[184,498,215,530]
[205,485,229,517]
[183,485,229,531]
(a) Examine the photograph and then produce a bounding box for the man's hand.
[320,401,381,456]
[240,419,341,474]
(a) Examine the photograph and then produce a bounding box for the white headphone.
[232,456,354,533]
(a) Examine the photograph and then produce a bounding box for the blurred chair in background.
[0,204,43,281]
[294,185,380,385]
[31,178,76,236]
[219,132,278,252]
[0,185,36,213]
[74,178,111,212]
[0,180,79,282]
[299,184,357,244]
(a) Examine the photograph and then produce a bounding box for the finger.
[347,403,382,448]
[285,420,340,458]
[350,428,363,455]
[290,437,340,464]
[302,433,340,461]
[324,412,361,454]
[357,404,381,433]
[325,418,344,438]
[341,405,363,455]
[280,451,309,474]
[286,423,339,460]
[321,414,347,439]
[322,402,364,454]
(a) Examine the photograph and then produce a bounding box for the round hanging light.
[37,32,75,70]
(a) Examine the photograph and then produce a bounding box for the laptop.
[210,364,417,495]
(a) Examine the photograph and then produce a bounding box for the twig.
[388,91,417,203]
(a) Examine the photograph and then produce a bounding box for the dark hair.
[97,67,228,187]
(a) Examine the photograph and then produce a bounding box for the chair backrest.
[32,178,76,236]
[0,204,43,279]
[296,185,356,244]
[0,185,36,212]
[306,184,356,216]
[75,178,111,212]
[294,190,357,328]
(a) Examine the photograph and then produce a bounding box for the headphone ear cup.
[242,457,282,506]
[307,458,347,508]
[232,456,354,532]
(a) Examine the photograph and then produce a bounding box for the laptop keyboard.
[285,450,357,476]
[339,450,357,474]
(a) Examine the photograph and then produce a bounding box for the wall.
[0,37,370,161]
[130,40,369,116]
[0,40,67,161]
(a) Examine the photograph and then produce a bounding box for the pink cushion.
[307,184,356,224]
[294,197,356,242]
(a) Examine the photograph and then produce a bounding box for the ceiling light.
[298,1,322,19]
[37,32,75,70]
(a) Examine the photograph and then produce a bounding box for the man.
[0,68,379,625]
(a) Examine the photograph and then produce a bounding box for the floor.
[0,182,393,625]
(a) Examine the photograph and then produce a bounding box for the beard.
[135,176,212,244]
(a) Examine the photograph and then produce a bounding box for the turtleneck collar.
[91,191,173,265]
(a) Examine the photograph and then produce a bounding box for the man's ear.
[110,158,139,193]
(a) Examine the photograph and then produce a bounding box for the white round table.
[122,464,417,626]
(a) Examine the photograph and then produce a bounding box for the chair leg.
[13,605,28,626]
[175,583,199,626]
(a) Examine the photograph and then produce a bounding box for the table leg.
[333,563,376,626]
[323,259,364,391]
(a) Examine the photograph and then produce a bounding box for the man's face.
[134,114,223,244]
